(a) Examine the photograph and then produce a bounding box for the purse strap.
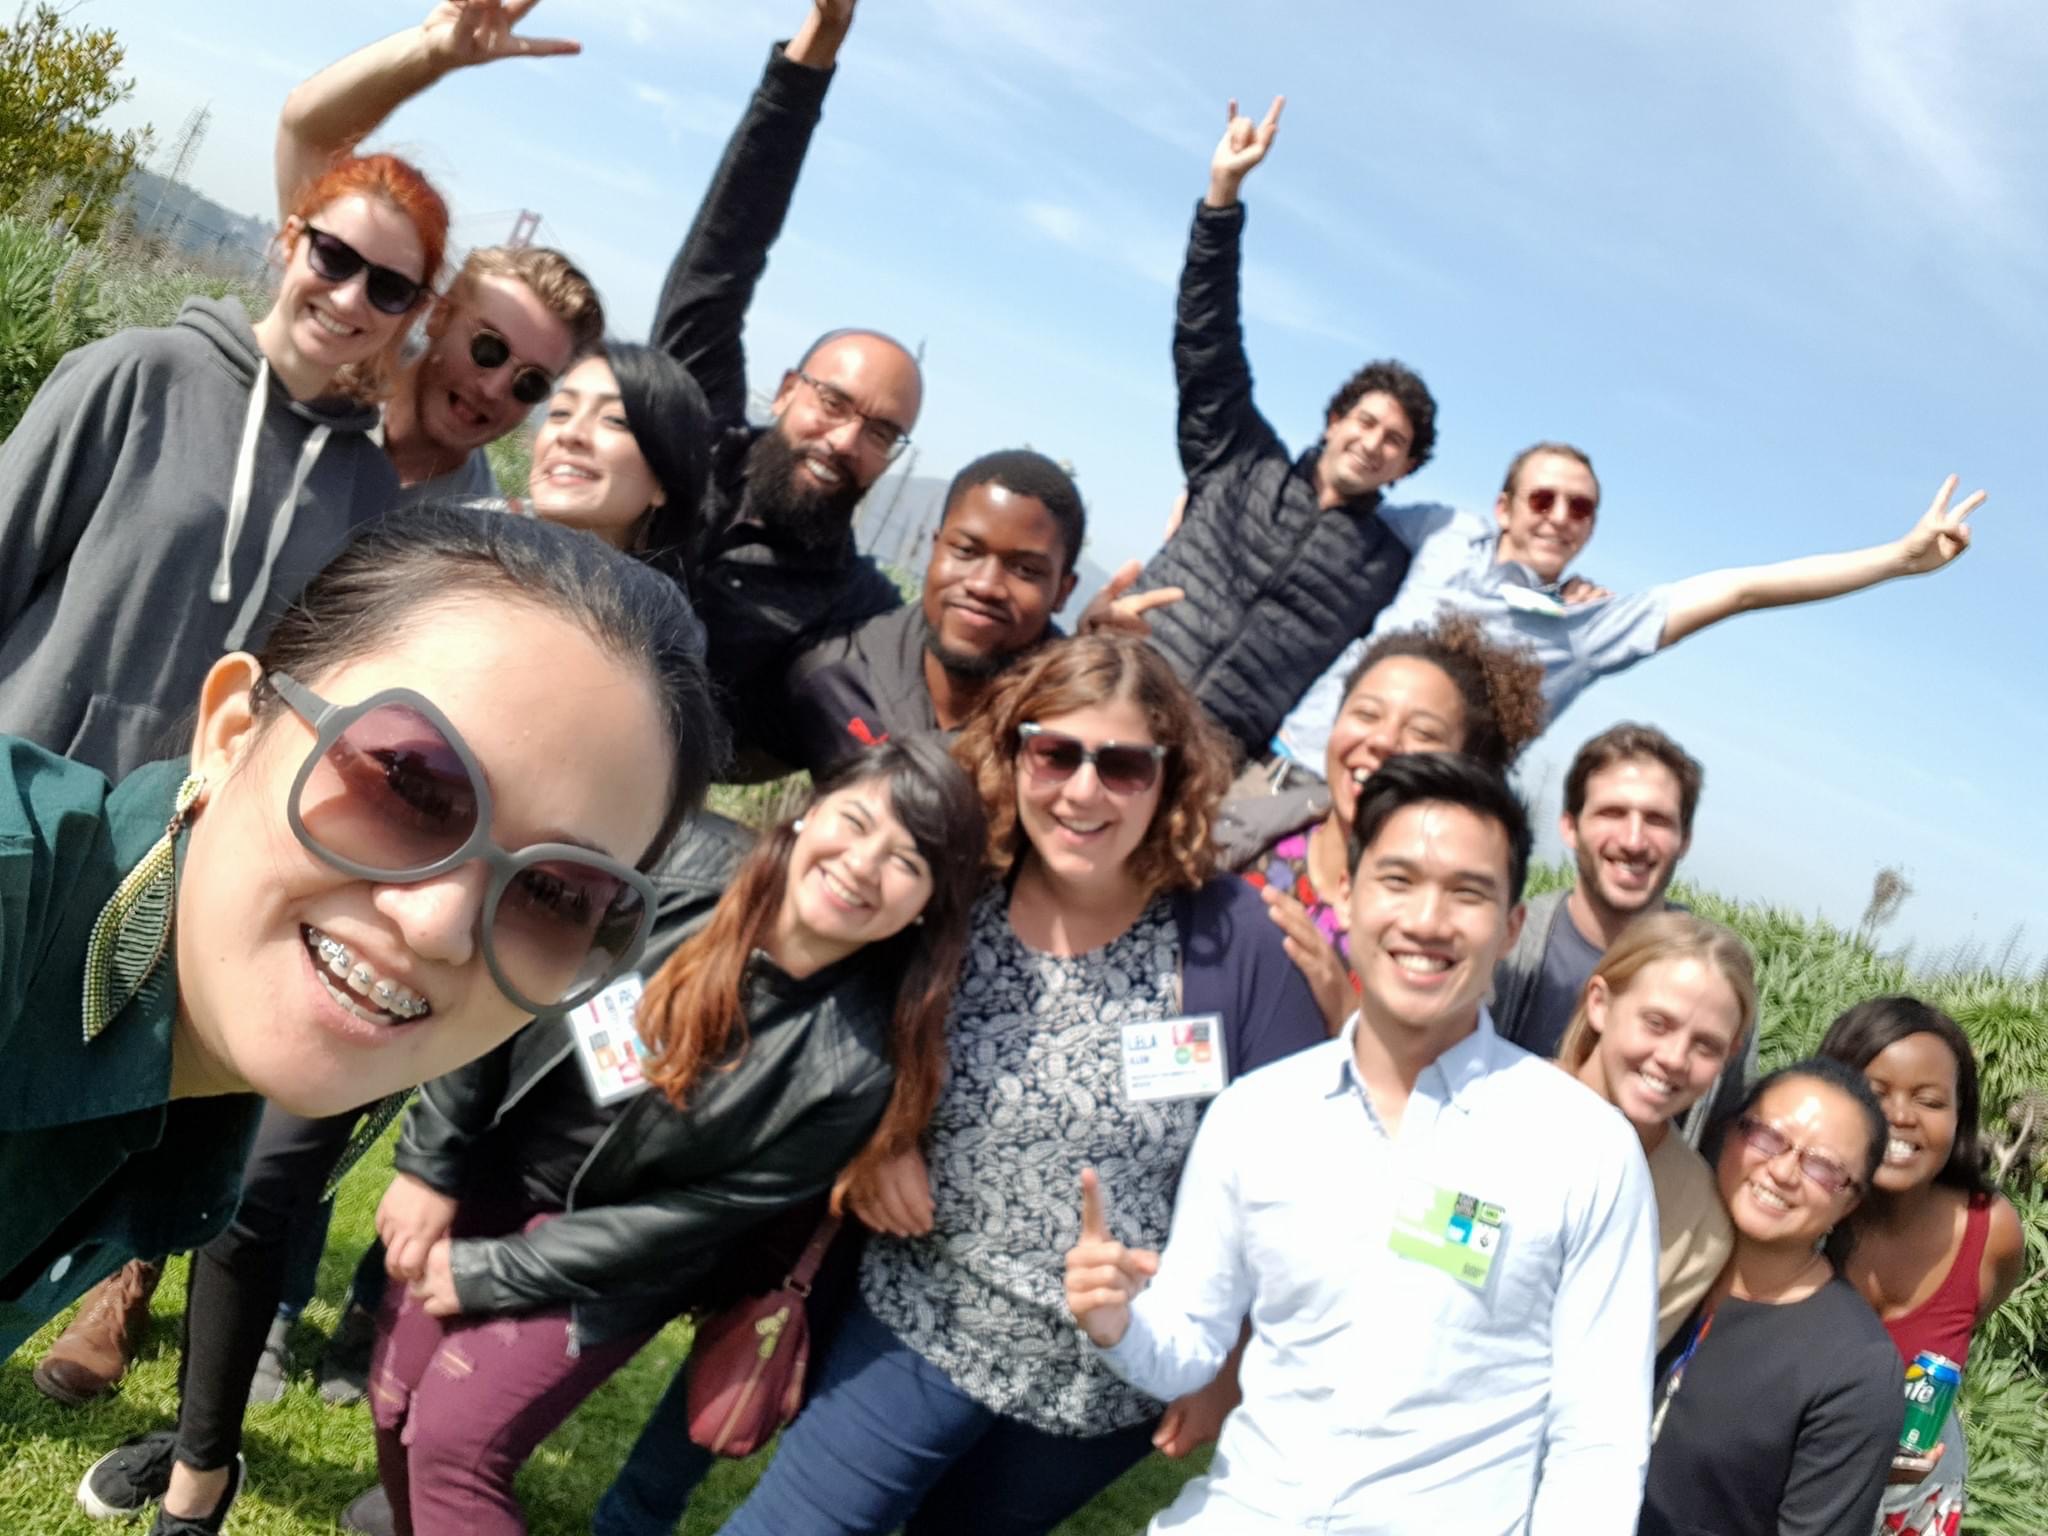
[785,1214,843,1297]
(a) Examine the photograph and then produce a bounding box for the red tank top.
[1883,1190,1991,1368]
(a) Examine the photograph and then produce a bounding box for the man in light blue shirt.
[1066,752,1657,1534]
[1275,446,1984,763]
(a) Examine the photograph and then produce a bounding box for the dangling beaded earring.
[82,774,204,1042]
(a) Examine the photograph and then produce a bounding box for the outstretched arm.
[1176,97,1287,489]
[275,1,577,217]
[650,1,854,428]
[1659,475,1984,647]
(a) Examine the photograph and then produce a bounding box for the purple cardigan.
[1171,874,1327,1080]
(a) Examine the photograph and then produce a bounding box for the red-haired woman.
[0,151,448,782]
[339,737,984,1536]
[718,634,1328,1536]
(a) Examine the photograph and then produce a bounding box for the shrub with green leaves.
[0,216,104,437]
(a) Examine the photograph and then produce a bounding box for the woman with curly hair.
[716,634,1327,1536]
[1223,612,1546,1030]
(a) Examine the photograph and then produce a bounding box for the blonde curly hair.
[952,634,1233,895]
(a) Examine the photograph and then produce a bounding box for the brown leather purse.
[686,1215,841,1457]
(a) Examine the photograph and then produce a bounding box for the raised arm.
[1175,97,1287,487]
[1659,474,1984,648]
[275,1,578,217]
[648,1,853,429]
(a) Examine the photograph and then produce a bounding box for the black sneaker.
[338,1483,396,1536]
[145,1455,244,1536]
[318,1302,377,1406]
[77,1430,176,1518]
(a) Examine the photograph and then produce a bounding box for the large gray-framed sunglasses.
[268,671,656,1015]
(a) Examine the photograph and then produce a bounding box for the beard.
[740,428,867,555]
[922,614,1017,681]
[1575,840,1671,920]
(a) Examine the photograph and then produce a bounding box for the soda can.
[1899,1350,1963,1455]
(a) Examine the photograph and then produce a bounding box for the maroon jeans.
[368,1215,654,1536]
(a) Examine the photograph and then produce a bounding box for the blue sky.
[83,0,2048,962]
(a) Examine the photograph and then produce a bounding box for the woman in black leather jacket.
[350,736,984,1536]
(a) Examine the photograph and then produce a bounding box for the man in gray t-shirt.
[1493,724,1745,1146]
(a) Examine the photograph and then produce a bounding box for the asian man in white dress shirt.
[1066,751,1659,1534]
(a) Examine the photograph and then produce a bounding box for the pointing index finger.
[1080,1167,1110,1241]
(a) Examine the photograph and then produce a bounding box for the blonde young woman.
[1555,912,1758,1344]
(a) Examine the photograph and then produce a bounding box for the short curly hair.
[952,634,1233,895]
[1325,358,1437,471]
[1340,612,1547,771]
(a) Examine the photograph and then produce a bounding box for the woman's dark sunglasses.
[1016,723,1168,796]
[469,327,555,406]
[302,226,427,316]
[1525,486,1597,521]
[1734,1115,1859,1196]
[268,672,655,1015]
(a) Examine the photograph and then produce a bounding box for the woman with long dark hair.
[717,634,1328,1536]
[339,738,983,1536]
[1640,1058,1905,1536]
[1820,998,2027,1536]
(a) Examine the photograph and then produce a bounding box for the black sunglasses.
[470,326,556,406]
[1016,723,1168,796]
[302,226,428,316]
[269,672,656,1016]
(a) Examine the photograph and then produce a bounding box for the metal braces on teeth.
[314,933,429,1019]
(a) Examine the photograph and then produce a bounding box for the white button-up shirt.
[1100,1010,1657,1535]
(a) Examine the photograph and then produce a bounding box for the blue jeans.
[590,1350,716,1536]
[717,1301,1157,1536]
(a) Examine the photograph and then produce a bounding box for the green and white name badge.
[1119,1013,1228,1103]
[1388,1179,1505,1288]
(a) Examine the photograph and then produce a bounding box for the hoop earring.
[83,774,204,1042]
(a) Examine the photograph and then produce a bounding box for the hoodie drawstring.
[211,354,334,651]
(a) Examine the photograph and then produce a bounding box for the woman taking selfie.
[1222,614,1545,1029]
[1821,998,2027,1536]
[1639,1058,1904,1536]
[0,153,446,783]
[719,634,1327,1536]
[340,738,982,1536]
[1554,912,1756,1345]
[3,505,715,1522]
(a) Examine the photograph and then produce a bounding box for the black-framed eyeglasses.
[301,226,428,316]
[268,672,656,1015]
[794,370,911,459]
[469,326,555,406]
[1016,723,1169,796]
[1734,1115,1860,1196]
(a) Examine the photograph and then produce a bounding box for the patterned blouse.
[1240,829,1351,961]
[861,885,1200,1436]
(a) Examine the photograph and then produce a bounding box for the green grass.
[3,873,2044,1533]
[0,1132,1205,1533]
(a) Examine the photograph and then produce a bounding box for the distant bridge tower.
[506,210,541,248]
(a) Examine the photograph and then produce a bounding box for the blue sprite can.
[1899,1350,1962,1456]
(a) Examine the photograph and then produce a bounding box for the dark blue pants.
[589,1349,715,1536]
[716,1300,1157,1536]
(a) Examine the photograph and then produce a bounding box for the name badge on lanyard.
[1119,1013,1228,1103]
[566,974,653,1107]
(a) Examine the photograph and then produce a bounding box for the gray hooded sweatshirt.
[0,296,397,781]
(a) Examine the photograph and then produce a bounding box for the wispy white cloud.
[630,81,745,143]
[160,27,312,81]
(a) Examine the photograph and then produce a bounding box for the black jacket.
[769,601,938,775]
[1132,202,1412,758]
[391,813,896,1348]
[649,42,901,762]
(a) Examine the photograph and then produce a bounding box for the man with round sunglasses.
[1276,442,1989,763]
[272,2,605,502]
[648,0,924,769]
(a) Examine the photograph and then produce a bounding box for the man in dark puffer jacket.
[1094,97,1436,761]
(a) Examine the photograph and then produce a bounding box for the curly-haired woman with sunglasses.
[308,737,983,1536]
[0,152,447,788]
[1640,1058,1904,1536]
[714,634,1326,1536]
[2,504,718,1510]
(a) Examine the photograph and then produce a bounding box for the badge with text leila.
[1388,1180,1504,1288]
[568,973,653,1107]
[1119,1013,1228,1103]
